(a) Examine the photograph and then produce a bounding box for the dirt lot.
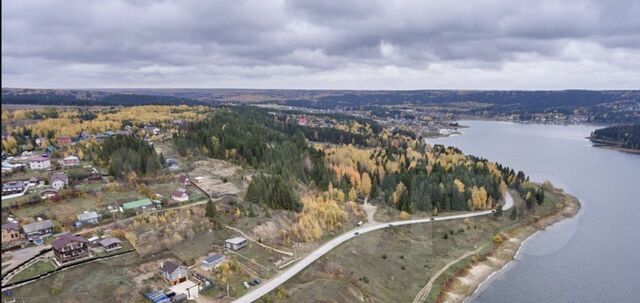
[190,159,251,198]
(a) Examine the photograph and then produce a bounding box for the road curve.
[234,191,513,303]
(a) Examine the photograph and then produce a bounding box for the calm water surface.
[429,121,640,303]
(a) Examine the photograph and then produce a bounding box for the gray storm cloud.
[2,0,639,89]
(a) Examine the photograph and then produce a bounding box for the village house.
[55,136,72,146]
[22,219,54,241]
[76,211,100,227]
[224,237,247,251]
[178,175,190,187]
[49,172,69,190]
[27,177,45,187]
[1,222,24,244]
[159,261,189,285]
[98,237,122,252]
[144,125,160,136]
[171,189,189,202]
[29,155,51,170]
[39,188,59,200]
[2,181,28,196]
[62,155,80,167]
[200,254,225,271]
[52,234,90,264]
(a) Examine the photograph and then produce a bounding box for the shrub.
[382,254,387,259]
[399,211,410,220]
[493,234,504,245]
[400,265,406,270]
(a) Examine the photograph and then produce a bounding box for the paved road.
[234,191,514,303]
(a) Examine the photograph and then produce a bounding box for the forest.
[172,107,335,210]
[173,107,545,216]
[590,124,640,150]
[91,135,163,178]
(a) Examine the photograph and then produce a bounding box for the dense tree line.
[590,124,640,150]
[92,135,161,178]
[245,174,302,212]
[173,107,335,211]
[376,146,504,213]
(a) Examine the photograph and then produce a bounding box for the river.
[428,121,640,303]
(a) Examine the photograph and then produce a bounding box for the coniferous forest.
[172,107,542,213]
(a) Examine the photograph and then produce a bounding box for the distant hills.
[3,88,639,123]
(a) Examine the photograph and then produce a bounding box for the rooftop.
[203,254,225,264]
[2,222,20,231]
[30,155,49,162]
[160,261,184,275]
[98,237,122,247]
[22,220,53,233]
[77,211,99,221]
[122,198,153,210]
[52,234,87,250]
[225,237,247,245]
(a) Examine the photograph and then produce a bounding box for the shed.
[98,237,122,251]
[224,237,247,251]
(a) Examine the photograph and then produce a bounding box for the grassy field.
[8,259,55,284]
[169,230,232,265]
[10,254,145,303]
[269,188,572,303]
[273,214,506,303]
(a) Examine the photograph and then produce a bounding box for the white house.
[63,155,80,167]
[76,211,100,226]
[49,173,68,190]
[171,189,189,202]
[29,156,51,170]
[224,237,247,251]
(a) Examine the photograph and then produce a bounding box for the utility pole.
[227,282,230,298]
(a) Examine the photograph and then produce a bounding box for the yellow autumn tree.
[453,179,465,193]
[391,182,407,205]
[347,187,357,202]
[470,186,489,210]
[291,194,347,242]
[360,172,372,197]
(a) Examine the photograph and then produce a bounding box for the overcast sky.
[2,0,640,89]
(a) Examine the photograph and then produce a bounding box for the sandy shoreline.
[435,192,581,303]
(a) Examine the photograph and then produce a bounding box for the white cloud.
[2,0,639,89]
